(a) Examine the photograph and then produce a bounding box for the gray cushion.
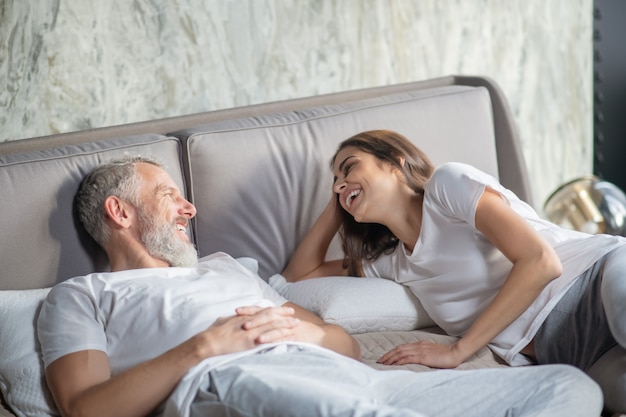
[179,86,498,279]
[0,134,185,289]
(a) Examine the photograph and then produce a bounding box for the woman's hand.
[377,340,465,369]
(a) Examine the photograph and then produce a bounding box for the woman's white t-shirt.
[363,162,625,365]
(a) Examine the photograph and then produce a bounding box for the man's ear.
[103,195,133,229]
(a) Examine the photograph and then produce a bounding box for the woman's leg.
[592,245,626,414]
[534,260,616,371]
[534,246,626,413]
[601,245,626,347]
[587,345,626,414]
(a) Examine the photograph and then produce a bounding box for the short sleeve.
[425,162,501,227]
[37,284,107,368]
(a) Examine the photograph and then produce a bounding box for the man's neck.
[106,240,170,272]
[109,256,170,272]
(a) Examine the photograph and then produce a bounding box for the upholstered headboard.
[0,75,530,290]
[176,85,504,278]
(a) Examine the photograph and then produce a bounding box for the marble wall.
[0,0,592,209]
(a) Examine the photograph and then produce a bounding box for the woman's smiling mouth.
[345,189,361,209]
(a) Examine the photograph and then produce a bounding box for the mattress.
[355,328,508,372]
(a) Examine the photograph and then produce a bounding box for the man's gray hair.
[76,155,162,246]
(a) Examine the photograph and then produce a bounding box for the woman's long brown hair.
[330,130,435,276]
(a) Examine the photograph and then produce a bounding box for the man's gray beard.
[138,209,198,267]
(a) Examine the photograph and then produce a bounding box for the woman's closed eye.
[343,161,355,176]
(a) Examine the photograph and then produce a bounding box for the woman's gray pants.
[536,244,626,413]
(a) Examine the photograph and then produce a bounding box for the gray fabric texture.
[535,244,626,413]
[0,76,530,292]
[183,87,499,279]
[0,134,185,290]
[0,76,537,416]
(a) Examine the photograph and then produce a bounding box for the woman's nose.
[333,179,346,194]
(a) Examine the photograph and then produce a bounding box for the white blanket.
[159,340,598,417]
[161,342,429,417]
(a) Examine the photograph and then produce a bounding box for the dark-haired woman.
[282,129,626,414]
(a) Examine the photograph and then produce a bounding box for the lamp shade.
[543,176,626,236]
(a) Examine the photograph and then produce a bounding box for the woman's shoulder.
[427,162,485,191]
[424,163,501,216]
[430,162,485,180]
[428,162,502,189]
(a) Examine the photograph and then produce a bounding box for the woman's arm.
[379,188,562,368]
[454,188,562,361]
[282,196,348,281]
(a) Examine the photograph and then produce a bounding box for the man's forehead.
[137,163,177,189]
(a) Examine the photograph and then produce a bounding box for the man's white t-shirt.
[37,252,287,375]
[363,162,625,365]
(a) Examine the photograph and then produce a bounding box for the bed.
[0,75,529,417]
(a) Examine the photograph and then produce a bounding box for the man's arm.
[46,348,196,417]
[288,302,362,360]
[46,306,303,417]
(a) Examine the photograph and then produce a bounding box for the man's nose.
[181,198,197,218]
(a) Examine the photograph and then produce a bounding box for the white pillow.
[0,288,58,417]
[269,274,435,334]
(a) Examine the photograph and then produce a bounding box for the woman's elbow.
[538,247,563,282]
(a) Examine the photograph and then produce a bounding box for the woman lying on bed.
[282,129,626,414]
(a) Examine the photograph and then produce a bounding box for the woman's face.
[332,146,401,223]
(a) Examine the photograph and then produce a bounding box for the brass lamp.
[543,176,626,236]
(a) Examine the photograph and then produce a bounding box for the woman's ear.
[390,154,408,183]
[103,195,132,229]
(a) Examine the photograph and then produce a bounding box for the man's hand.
[236,305,303,344]
[193,306,300,357]
[238,303,361,360]
[377,341,465,369]
[237,306,330,345]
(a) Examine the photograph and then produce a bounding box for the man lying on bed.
[36,155,603,417]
